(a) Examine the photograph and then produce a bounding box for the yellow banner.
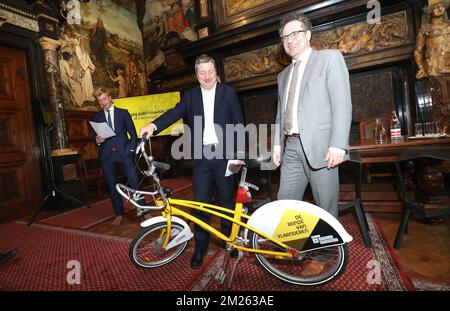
[114,92,183,136]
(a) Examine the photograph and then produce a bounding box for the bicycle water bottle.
[390,110,401,143]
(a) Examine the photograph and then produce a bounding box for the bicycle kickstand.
[227,248,244,290]
[215,251,230,286]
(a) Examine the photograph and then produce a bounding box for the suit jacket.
[274,49,352,169]
[152,83,244,163]
[92,107,138,161]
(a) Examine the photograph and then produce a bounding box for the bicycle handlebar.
[136,138,171,171]
[153,160,170,171]
[115,183,167,210]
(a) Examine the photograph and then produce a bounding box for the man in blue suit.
[92,87,143,226]
[140,54,245,269]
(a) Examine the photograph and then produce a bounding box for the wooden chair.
[81,158,104,199]
[359,117,394,182]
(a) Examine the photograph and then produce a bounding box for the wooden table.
[344,137,450,212]
[350,137,450,163]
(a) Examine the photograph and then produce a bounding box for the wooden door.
[0,45,42,222]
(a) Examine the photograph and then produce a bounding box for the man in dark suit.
[140,54,245,269]
[92,87,144,226]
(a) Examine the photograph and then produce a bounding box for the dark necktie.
[107,109,113,131]
[284,61,300,134]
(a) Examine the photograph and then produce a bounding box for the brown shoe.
[300,259,329,277]
[112,216,123,226]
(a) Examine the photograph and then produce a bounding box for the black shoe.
[0,250,17,265]
[190,249,207,269]
[229,248,239,259]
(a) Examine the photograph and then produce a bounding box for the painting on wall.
[139,0,199,77]
[59,0,146,111]
[215,0,290,28]
[225,0,267,16]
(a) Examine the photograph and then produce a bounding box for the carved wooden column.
[430,75,450,134]
[39,36,68,149]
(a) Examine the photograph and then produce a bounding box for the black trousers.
[191,158,236,253]
[101,152,142,216]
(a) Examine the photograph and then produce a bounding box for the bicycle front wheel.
[249,232,348,286]
[129,221,187,268]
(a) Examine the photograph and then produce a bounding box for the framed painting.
[140,0,201,75]
[198,25,209,38]
[214,0,292,30]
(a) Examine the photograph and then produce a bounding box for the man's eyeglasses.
[280,30,307,42]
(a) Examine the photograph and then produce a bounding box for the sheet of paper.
[89,121,116,139]
[225,160,244,177]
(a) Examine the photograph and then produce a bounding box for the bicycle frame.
[117,178,298,259]
[116,143,352,258]
[117,138,353,286]
[117,170,350,260]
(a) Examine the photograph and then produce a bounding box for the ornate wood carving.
[0,7,39,32]
[311,11,409,55]
[414,0,450,79]
[223,11,411,85]
[430,75,450,133]
[224,44,285,82]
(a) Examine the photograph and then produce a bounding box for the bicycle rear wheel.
[129,221,187,268]
[249,232,348,285]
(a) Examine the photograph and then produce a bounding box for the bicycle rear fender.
[247,200,353,252]
[141,216,194,250]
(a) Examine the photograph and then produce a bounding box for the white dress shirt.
[201,83,219,145]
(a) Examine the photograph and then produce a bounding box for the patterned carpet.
[1,211,440,291]
[190,213,414,291]
[0,221,218,291]
[409,276,450,291]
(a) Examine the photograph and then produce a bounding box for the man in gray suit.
[272,12,352,275]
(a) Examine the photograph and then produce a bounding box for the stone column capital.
[38,37,63,51]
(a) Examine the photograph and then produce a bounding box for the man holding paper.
[91,87,144,226]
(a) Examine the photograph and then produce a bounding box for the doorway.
[0,45,42,222]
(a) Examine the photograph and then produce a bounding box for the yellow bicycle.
[116,139,352,286]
